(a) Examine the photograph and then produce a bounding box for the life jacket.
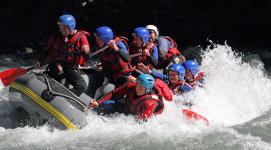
[125,88,164,116]
[153,78,172,101]
[159,36,181,60]
[195,72,205,82]
[47,30,90,68]
[130,42,155,68]
[99,36,132,81]
[114,36,130,52]
[169,80,184,95]
[155,36,182,69]
[188,72,205,88]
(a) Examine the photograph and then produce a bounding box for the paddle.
[0,67,31,86]
[182,109,209,126]
[89,45,109,59]
[130,53,143,58]
[0,46,109,87]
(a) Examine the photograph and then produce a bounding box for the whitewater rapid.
[0,44,271,149]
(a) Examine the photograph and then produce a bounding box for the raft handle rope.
[42,74,89,111]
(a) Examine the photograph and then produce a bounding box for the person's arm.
[196,78,204,88]
[37,50,49,67]
[158,38,169,53]
[147,45,158,66]
[150,45,158,59]
[139,99,158,120]
[79,35,90,54]
[136,63,168,81]
[36,34,56,68]
[90,79,124,107]
[157,38,169,60]
[98,82,136,104]
[151,71,169,82]
[116,42,130,62]
[182,82,193,92]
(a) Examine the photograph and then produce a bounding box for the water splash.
[186,44,271,126]
[0,45,271,149]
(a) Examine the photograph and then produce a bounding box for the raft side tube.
[9,72,92,130]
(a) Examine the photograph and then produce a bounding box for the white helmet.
[145,25,159,37]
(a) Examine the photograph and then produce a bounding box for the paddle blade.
[0,68,28,86]
[182,109,209,126]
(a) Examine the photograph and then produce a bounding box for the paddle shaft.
[89,45,109,58]
[130,53,143,58]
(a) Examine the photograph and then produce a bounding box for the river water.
[0,44,271,150]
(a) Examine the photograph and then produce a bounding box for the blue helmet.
[133,27,149,43]
[167,64,185,80]
[136,74,155,93]
[58,14,76,31]
[183,60,199,76]
[95,26,113,43]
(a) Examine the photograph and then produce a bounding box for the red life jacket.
[153,79,172,101]
[114,36,130,52]
[125,88,164,116]
[160,36,181,60]
[99,36,132,81]
[188,72,205,88]
[169,80,184,95]
[47,30,90,68]
[154,36,181,69]
[195,72,205,81]
[130,42,155,68]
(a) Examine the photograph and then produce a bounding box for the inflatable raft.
[6,68,209,129]
[9,72,94,130]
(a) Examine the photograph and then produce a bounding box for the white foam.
[193,44,271,126]
[0,44,271,148]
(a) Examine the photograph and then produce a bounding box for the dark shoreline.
[0,0,270,64]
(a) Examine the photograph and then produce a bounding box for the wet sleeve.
[151,71,169,82]
[139,99,158,119]
[182,84,192,92]
[116,42,130,62]
[99,82,135,104]
[117,42,128,53]
[197,79,205,88]
[158,38,169,53]
[147,45,159,66]
[151,45,158,60]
